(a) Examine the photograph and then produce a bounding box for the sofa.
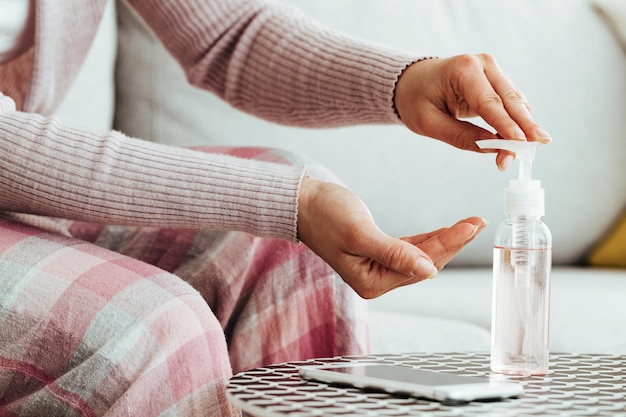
[56,0,626,355]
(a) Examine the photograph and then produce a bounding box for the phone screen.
[300,364,524,403]
[324,365,487,386]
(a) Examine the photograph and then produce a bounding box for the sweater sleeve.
[124,0,421,127]
[0,94,304,241]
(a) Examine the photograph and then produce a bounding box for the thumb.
[421,110,494,151]
[366,232,438,279]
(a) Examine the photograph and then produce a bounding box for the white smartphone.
[299,364,523,404]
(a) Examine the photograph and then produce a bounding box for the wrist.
[394,57,437,126]
[297,176,319,243]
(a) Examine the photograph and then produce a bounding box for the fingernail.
[413,258,438,279]
[499,154,515,172]
[460,225,479,245]
[513,126,526,140]
[535,127,552,143]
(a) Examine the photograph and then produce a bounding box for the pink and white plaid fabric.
[0,147,369,416]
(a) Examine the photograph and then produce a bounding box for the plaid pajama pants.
[0,147,369,416]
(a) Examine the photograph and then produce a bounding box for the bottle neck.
[508,214,542,221]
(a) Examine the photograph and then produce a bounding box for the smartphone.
[299,364,523,404]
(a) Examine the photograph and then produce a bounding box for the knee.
[0,223,233,415]
[104,272,231,376]
[107,275,234,414]
[80,272,234,415]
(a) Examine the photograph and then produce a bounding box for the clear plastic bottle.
[477,139,552,376]
[491,215,552,375]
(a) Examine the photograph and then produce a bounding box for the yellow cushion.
[588,211,626,267]
[587,0,626,267]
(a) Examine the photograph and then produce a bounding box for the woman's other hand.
[394,54,551,171]
[297,177,487,299]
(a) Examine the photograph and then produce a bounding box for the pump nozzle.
[477,139,539,181]
[476,139,545,217]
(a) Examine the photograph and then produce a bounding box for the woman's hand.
[394,54,551,171]
[297,177,487,299]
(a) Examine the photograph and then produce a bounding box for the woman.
[0,0,550,415]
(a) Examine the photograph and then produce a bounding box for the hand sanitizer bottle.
[477,139,552,376]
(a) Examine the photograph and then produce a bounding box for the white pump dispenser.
[477,139,552,376]
[477,139,544,217]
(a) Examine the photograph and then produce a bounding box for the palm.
[298,178,486,298]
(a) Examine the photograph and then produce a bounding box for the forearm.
[126,0,421,128]
[0,95,303,240]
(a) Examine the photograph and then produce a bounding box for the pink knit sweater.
[0,0,419,241]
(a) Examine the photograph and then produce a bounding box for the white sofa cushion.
[113,0,626,267]
[368,267,626,354]
[368,310,490,354]
[55,0,117,133]
[593,0,626,53]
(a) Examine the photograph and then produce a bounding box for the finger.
[456,217,488,246]
[418,223,477,269]
[401,227,449,245]
[496,150,516,172]
[355,217,487,297]
[351,257,431,298]
[473,134,516,171]
[456,97,478,119]
[482,57,551,143]
[403,216,486,246]
[362,231,438,279]
[417,217,488,269]
[419,108,498,151]
[453,55,544,143]
[451,55,510,128]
